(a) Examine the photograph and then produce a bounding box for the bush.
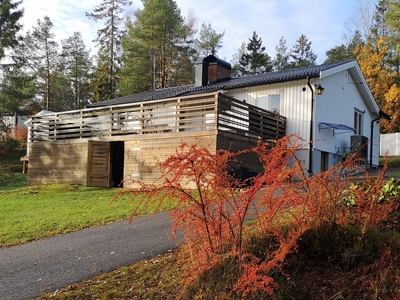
[0,135,19,154]
[13,126,28,145]
[379,156,400,167]
[119,135,399,298]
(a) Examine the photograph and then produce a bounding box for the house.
[1,100,42,137]
[26,55,386,188]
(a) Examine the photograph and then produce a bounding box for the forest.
[1,0,400,133]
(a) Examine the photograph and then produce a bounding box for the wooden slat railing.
[29,93,286,142]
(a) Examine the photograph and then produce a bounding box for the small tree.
[273,36,291,71]
[238,31,272,76]
[195,23,224,57]
[290,34,317,68]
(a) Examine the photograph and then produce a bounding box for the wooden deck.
[27,92,287,188]
[29,92,286,142]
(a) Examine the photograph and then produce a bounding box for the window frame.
[354,108,364,135]
[256,92,283,114]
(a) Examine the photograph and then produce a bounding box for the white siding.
[225,80,311,142]
[224,69,380,171]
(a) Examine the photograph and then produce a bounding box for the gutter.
[306,76,319,175]
[370,110,391,169]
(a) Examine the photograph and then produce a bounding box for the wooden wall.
[28,140,88,186]
[217,131,273,175]
[124,132,217,189]
[27,130,268,189]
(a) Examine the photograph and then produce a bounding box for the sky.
[18,0,370,64]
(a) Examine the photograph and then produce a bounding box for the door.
[321,151,328,172]
[110,141,124,187]
[87,141,111,187]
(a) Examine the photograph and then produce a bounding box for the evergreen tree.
[60,32,93,109]
[86,0,132,101]
[90,51,113,102]
[119,0,196,95]
[238,31,272,76]
[273,36,291,71]
[370,0,390,44]
[231,42,246,77]
[384,0,400,75]
[290,34,317,68]
[325,31,364,63]
[0,0,23,60]
[195,23,224,57]
[13,16,62,111]
[0,64,35,115]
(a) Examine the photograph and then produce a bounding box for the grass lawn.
[0,184,176,248]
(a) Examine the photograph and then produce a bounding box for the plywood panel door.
[87,141,111,187]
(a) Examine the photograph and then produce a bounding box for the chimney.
[195,55,231,87]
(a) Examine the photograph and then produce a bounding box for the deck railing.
[29,93,286,142]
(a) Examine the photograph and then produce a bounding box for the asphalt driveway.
[0,211,181,300]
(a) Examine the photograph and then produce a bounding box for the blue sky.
[19,0,375,64]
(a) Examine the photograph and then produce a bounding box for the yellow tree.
[383,84,400,132]
[355,37,399,133]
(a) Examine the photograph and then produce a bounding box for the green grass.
[0,184,176,248]
[0,148,177,248]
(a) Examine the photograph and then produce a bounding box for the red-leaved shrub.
[115,134,396,297]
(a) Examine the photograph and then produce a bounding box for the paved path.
[0,211,181,300]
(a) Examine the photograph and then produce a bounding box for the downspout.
[307,76,315,175]
[370,110,392,168]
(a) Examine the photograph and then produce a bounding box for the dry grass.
[37,251,184,300]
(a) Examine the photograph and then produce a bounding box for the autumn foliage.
[12,125,28,144]
[0,126,27,155]
[355,37,400,133]
[117,135,397,297]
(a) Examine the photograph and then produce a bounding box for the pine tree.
[238,31,272,76]
[0,0,23,60]
[325,31,364,63]
[290,34,317,68]
[273,36,291,71]
[195,23,224,57]
[0,64,35,115]
[384,0,400,76]
[60,32,93,109]
[13,16,62,111]
[119,0,196,95]
[86,0,132,101]
[231,42,246,77]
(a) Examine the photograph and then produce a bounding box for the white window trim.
[354,108,364,135]
[256,91,284,114]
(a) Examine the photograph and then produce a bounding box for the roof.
[86,60,356,108]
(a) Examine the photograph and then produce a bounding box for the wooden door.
[87,141,111,187]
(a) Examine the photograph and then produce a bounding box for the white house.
[26,56,387,187]
[217,59,388,173]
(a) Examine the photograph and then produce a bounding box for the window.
[257,93,281,114]
[354,109,364,135]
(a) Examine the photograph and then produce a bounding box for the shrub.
[379,156,400,167]
[118,134,398,298]
[13,126,28,145]
[0,135,19,155]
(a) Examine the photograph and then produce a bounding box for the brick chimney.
[195,55,231,87]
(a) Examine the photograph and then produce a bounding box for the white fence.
[380,133,400,156]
